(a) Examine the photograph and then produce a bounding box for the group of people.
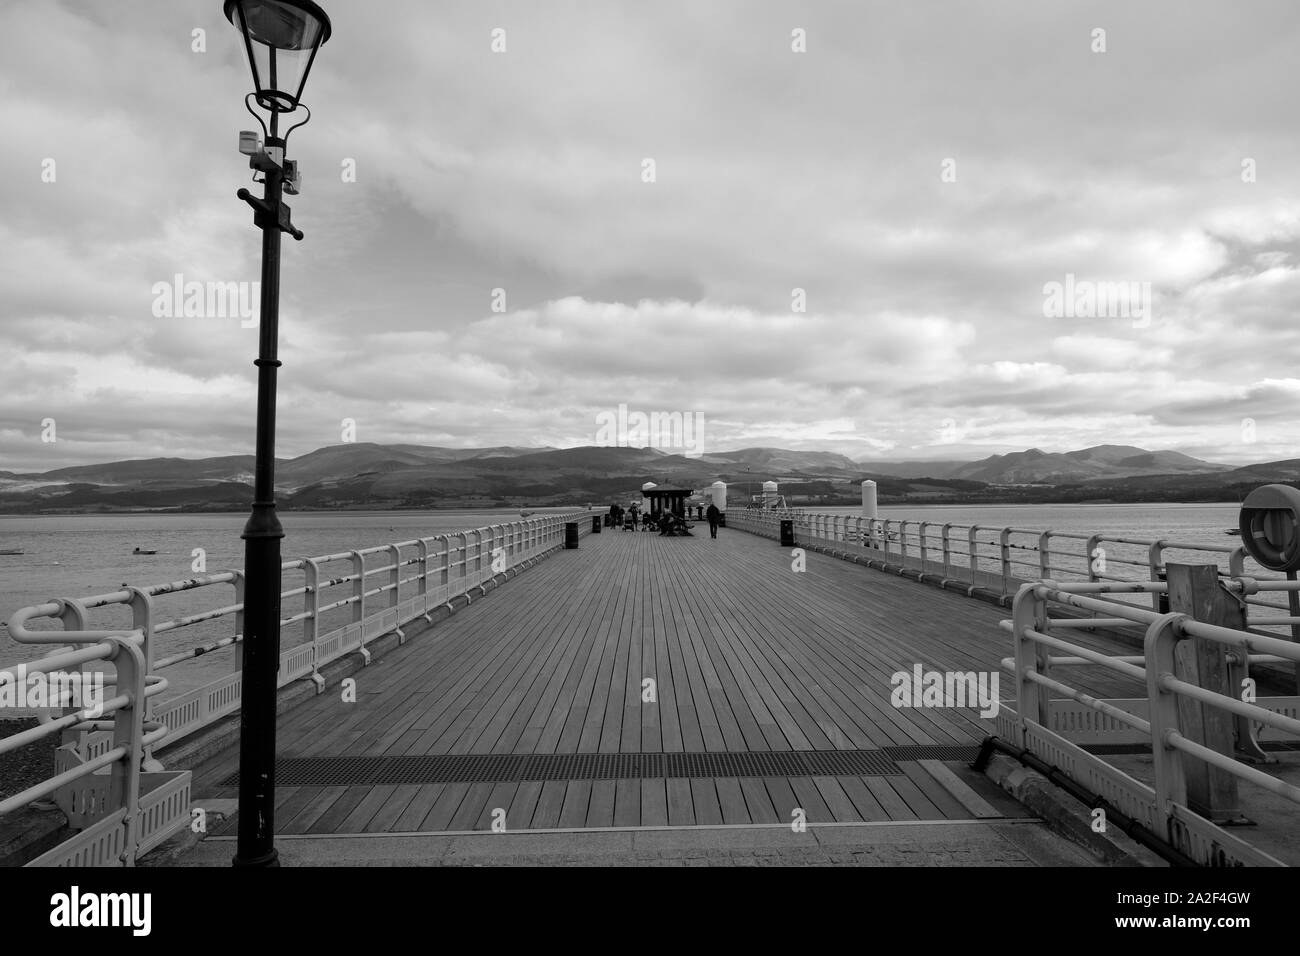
[605,501,724,539]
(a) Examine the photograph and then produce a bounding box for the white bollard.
[861,480,878,547]
[710,480,727,512]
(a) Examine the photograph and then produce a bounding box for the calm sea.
[822,501,1243,541]
[0,509,578,667]
[0,502,1249,671]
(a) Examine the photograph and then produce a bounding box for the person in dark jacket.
[706,503,721,538]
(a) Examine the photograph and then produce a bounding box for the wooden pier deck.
[192,524,1140,835]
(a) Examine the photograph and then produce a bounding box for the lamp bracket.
[236,188,305,241]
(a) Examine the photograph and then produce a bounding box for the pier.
[4,507,1299,867]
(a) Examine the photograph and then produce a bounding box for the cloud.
[5,0,1300,470]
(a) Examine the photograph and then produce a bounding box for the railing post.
[106,636,146,865]
[490,524,503,576]
[417,538,431,610]
[1164,563,1242,821]
[231,569,246,673]
[349,550,365,626]
[941,523,953,580]
[388,544,401,612]
[1149,540,1166,613]
[303,558,322,688]
[1145,612,1190,848]
[1085,534,1102,584]
[999,528,1013,597]
[437,535,451,595]
[1038,530,1052,580]
[1011,583,1048,742]
[918,522,929,574]
[125,587,158,770]
[50,599,90,802]
[968,526,981,586]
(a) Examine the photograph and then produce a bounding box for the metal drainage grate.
[884,745,982,763]
[219,749,902,787]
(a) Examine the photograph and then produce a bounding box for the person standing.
[706,503,721,539]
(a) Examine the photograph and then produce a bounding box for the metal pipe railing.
[1,509,599,863]
[723,506,1292,625]
[1001,580,1300,866]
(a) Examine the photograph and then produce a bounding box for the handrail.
[1000,579,1300,866]
[1,509,599,865]
[722,506,1289,625]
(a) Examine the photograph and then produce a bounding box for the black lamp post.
[223,0,331,868]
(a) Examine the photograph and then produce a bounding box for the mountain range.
[0,442,1294,513]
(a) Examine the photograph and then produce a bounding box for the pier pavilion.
[642,486,691,517]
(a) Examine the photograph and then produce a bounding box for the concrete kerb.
[981,753,1163,867]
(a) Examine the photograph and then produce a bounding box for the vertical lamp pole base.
[232,140,292,868]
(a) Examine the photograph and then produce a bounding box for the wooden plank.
[587,780,617,828]
[835,775,890,822]
[881,773,945,820]
[714,778,751,825]
[472,782,520,831]
[337,784,400,833]
[739,778,780,824]
[558,780,593,828]
[810,776,863,823]
[506,781,544,831]
[306,786,373,834]
[761,777,801,824]
[863,777,917,821]
[896,762,971,819]
[417,783,472,830]
[916,760,1002,819]
[640,778,668,826]
[278,787,352,835]
[448,781,498,831]
[688,778,724,826]
[613,779,640,827]
[392,785,447,832]
[529,780,567,829]
[666,778,695,826]
[788,776,835,823]
[365,784,424,833]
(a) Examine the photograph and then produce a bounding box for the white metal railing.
[722,508,1300,634]
[998,578,1300,867]
[1,509,597,865]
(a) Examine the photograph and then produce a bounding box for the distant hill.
[0,441,1279,513]
[862,445,1228,484]
[30,454,259,484]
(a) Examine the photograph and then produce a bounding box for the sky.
[4,0,1300,472]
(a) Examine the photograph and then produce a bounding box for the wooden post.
[1164,563,1242,822]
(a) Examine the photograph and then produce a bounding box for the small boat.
[1225,528,1241,536]
[0,549,23,555]
[519,510,535,518]
[133,547,158,555]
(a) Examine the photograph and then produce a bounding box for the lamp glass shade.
[225,0,331,112]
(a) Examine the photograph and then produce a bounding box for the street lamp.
[223,0,331,868]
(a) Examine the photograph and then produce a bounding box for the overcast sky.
[4,0,1300,472]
